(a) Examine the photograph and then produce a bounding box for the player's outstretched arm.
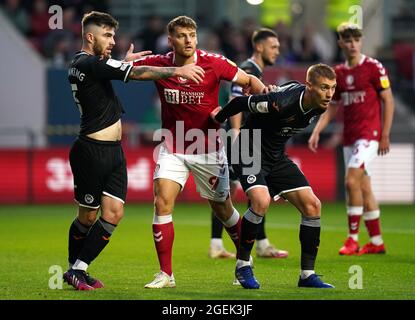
[212,92,282,123]
[234,69,266,95]
[308,102,339,153]
[212,96,249,123]
[129,63,205,83]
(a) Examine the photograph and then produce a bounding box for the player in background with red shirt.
[133,16,266,288]
[308,23,395,255]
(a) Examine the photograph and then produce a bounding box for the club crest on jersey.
[346,75,354,86]
[178,76,188,84]
[247,175,257,184]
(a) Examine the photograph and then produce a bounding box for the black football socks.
[238,208,263,261]
[68,218,91,267]
[77,217,116,265]
[299,216,321,271]
[211,212,224,239]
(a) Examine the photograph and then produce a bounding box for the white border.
[123,64,133,82]
[103,191,125,204]
[245,184,268,194]
[273,186,312,201]
[74,199,100,209]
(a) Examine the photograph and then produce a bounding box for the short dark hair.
[82,11,118,33]
[167,16,197,34]
[251,28,278,46]
[337,22,362,39]
[306,63,336,83]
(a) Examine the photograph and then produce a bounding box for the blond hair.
[306,63,336,84]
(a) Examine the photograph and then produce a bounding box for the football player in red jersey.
[63,11,205,291]
[132,16,267,288]
[308,22,395,255]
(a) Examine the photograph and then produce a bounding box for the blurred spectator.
[293,23,335,63]
[199,31,223,54]
[62,6,81,36]
[27,0,49,52]
[155,32,170,54]
[215,20,236,60]
[215,20,248,63]
[394,43,415,83]
[0,2,314,75]
[78,0,108,16]
[1,0,29,35]
[229,29,249,63]
[43,7,79,66]
[134,15,165,53]
[273,21,297,65]
[51,37,72,67]
[52,0,108,16]
[29,0,49,39]
[240,17,259,56]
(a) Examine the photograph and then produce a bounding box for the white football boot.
[144,271,176,289]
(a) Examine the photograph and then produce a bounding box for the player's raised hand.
[210,106,222,124]
[124,43,152,62]
[175,63,205,84]
[308,133,320,153]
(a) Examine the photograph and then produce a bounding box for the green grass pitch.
[0,202,414,300]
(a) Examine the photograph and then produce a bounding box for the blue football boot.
[298,274,334,288]
[235,265,260,289]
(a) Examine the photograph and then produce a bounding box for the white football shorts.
[153,144,230,202]
[343,139,379,176]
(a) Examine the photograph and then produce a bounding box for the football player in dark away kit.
[211,63,336,289]
[209,28,289,261]
[64,11,204,290]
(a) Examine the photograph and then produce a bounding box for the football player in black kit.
[64,11,205,290]
[211,63,337,289]
[209,28,289,261]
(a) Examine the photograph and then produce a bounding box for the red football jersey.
[332,54,391,146]
[133,49,238,153]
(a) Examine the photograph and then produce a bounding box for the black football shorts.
[69,136,127,208]
[232,154,310,201]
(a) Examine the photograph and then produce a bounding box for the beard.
[93,41,111,58]
[263,56,275,66]
[179,49,195,58]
